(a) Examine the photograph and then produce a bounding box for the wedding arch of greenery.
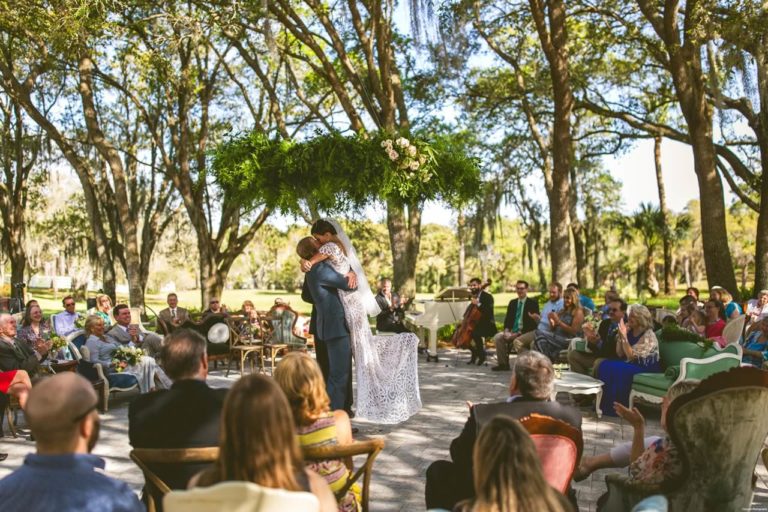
[211,130,483,215]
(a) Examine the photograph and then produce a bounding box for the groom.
[297,237,357,412]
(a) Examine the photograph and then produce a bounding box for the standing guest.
[129,329,227,491]
[106,304,163,358]
[274,352,360,511]
[718,289,743,320]
[17,305,53,352]
[94,294,114,327]
[568,299,627,377]
[85,315,170,393]
[686,287,704,308]
[201,297,228,319]
[491,280,540,372]
[599,290,620,320]
[0,372,143,512]
[596,305,660,416]
[374,278,411,334]
[190,374,337,512]
[533,287,584,362]
[704,299,727,344]
[466,277,497,366]
[455,416,572,512]
[567,283,595,312]
[513,282,564,353]
[425,351,581,511]
[52,296,82,336]
[741,316,768,367]
[158,293,190,329]
[0,313,46,376]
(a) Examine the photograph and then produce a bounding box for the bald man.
[0,373,142,511]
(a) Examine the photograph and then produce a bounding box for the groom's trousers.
[319,335,352,412]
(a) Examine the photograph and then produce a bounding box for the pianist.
[375,278,411,334]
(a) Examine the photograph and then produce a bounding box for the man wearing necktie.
[158,293,190,333]
[491,280,540,371]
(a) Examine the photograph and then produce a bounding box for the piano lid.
[433,287,472,301]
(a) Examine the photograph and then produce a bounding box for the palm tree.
[613,203,691,296]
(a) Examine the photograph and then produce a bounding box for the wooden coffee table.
[551,371,605,418]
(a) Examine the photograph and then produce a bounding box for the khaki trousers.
[512,330,537,353]
[567,349,606,377]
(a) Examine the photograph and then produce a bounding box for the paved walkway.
[2,348,768,511]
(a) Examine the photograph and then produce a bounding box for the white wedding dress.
[319,242,422,424]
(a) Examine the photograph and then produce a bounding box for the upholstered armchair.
[601,367,768,512]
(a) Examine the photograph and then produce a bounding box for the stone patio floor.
[2,347,768,511]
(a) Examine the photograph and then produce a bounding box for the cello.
[451,279,492,349]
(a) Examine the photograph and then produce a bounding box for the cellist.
[467,278,497,365]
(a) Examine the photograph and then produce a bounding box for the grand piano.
[405,287,471,362]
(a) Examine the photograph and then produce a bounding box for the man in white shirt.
[52,296,82,336]
[513,282,564,353]
[105,304,163,358]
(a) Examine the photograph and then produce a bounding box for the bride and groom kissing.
[297,219,422,425]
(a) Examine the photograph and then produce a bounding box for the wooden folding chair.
[130,447,220,512]
[302,438,385,512]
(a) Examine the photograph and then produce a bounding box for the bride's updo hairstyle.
[311,219,337,236]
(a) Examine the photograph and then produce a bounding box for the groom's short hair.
[297,237,318,260]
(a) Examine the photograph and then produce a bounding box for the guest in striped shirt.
[275,352,361,511]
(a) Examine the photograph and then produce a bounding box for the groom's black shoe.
[477,353,486,365]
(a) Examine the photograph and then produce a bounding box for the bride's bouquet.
[381,137,436,197]
[112,346,144,372]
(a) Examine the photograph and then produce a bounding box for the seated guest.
[375,278,411,334]
[513,282,563,353]
[93,294,114,327]
[596,305,660,417]
[492,280,539,371]
[567,298,627,377]
[25,299,39,310]
[158,293,190,329]
[424,351,581,510]
[106,304,163,357]
[190,374,337,512]
[274,352,360,511]
[599,290,620,320]
[718,288,743,320]
[567,282,595,312]
[0,313,46,376]
[129,329,227,492]
[0,372,143,511]
[201,297,228,319]
[0,369,31,461]
[533,287,584,361]
[746,290,768,334]
[239,300,258,322]
[17,304,53,354]
[741,316,768,367]
[575,380,698,485]
[52,296,83,336]
[85,315,170,393]
[455,416,572,512]
[704,299,727,345]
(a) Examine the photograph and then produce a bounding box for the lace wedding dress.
[319,242,422,424]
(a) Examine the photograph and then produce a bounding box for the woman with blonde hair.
[274,352,359,511]
[456,416,571,512]
[191,374,336,512]
[94,294,114,326]
[718,289,743,320]
[596,304,660,416]
[533,287,584,361]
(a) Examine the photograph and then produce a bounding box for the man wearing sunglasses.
[52,296,82,337]
[567,298,628,377]
[0,373,142,511]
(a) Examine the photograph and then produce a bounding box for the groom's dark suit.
[302,261,355,411]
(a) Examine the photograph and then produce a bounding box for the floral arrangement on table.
[380,136,437,198]
[112,346,144,372]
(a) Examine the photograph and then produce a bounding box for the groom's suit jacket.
[301,261,355,340]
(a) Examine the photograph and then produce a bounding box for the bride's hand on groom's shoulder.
[300,259,313,273]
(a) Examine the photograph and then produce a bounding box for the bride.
[302,219,422,424]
